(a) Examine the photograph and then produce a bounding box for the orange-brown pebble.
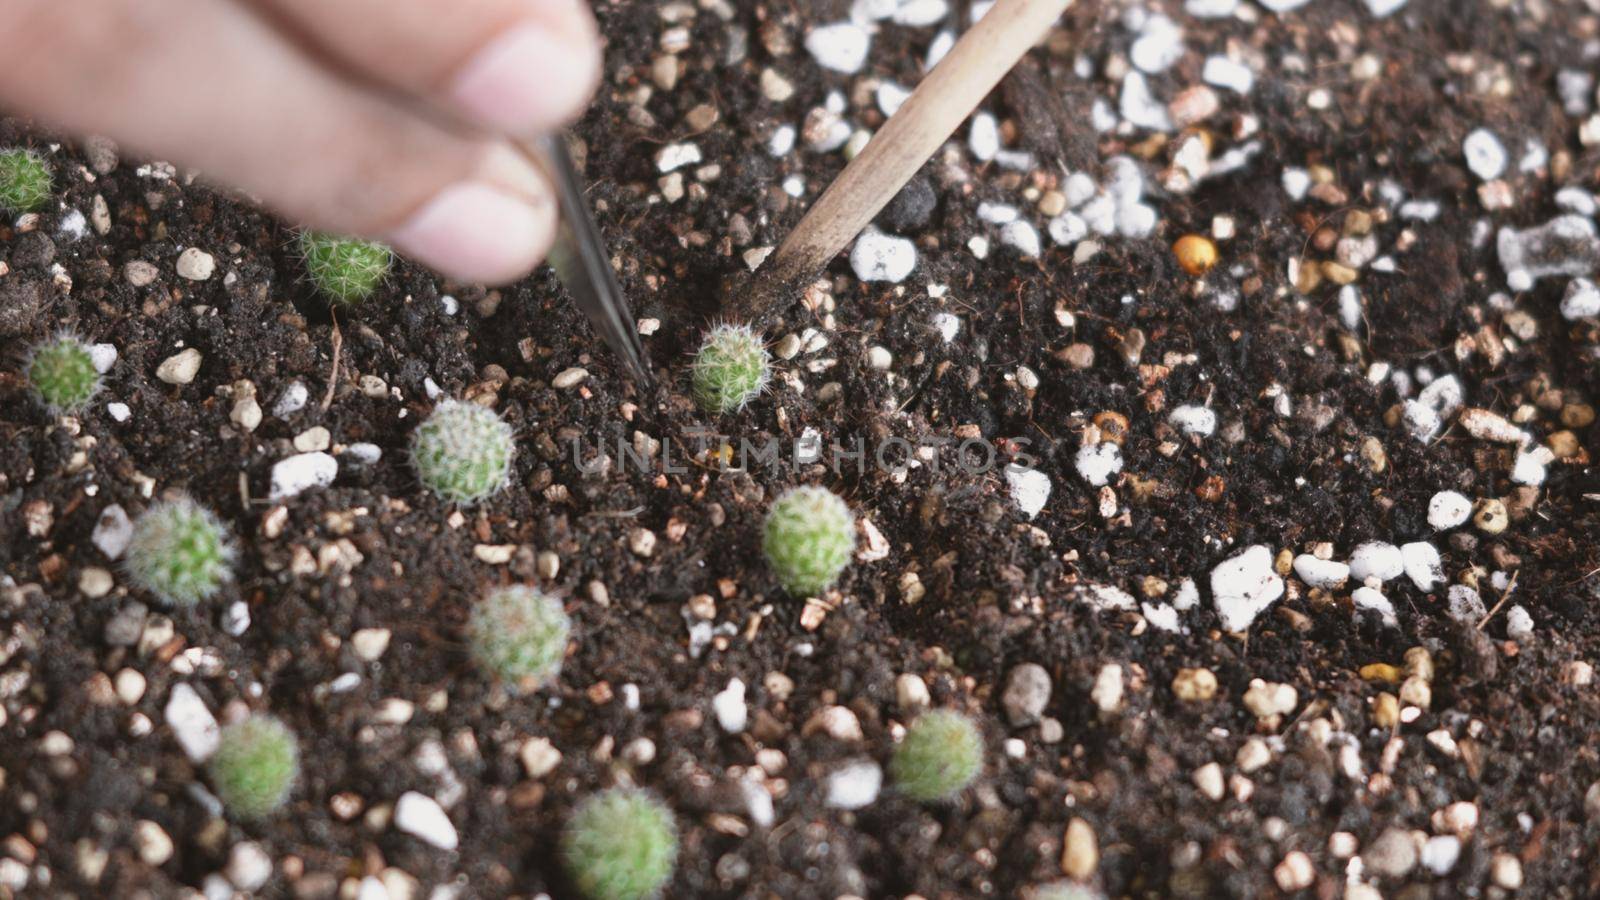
[1173,235,1218,276]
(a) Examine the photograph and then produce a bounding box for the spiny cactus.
[27,334,101,411]
[209,715,300,819]
[470,585,571,692]
[762,486,856,597]
[299,231,391,304]
[411,399,515,503]
[0,149,51,214]
[690,323,770,415]
[562,788,678,900]
[890,709,983,802]
[125,496,235,605]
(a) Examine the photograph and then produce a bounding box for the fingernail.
[450,22,600,134]
[387,183,556,284]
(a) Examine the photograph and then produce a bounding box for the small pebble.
[394,792,458,850]
[175,247,216,281]
[1463,128,1507,181]
[1001,663,1052,726]
[156,348,202,385]
[1428,491,1472,530]
[824,760,882,810]
[850,228,917,283]
[270,452,338,500]
[805,22,871,73]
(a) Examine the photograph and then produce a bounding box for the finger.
[0,0,557,284]
[254,0,603,137]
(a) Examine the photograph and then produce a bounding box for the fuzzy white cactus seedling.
[26,334,100,411]
[562,788,678,900]
[125,496,235,605]
[411,399,515,503]
[762,486,855,597]
[690,323,770,414]
[469,585,571,692]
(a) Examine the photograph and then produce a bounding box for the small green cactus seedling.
[209,715,300,819]
[469,585,571,691]
[125,496,235,605]
[0,149,51,214]
[27,334,100,411]
[690,323,770,414]
[298,231,391,304]
[411,399,515,503]
[762,486,856,597]
[563,788,678,900]
[890,709,983,802]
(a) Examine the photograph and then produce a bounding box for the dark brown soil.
[3,0,1600,898]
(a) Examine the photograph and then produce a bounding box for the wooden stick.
[728,0,1073,324]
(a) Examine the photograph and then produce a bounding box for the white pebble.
[1422,835,1461,875]
[1186,0,1239,16]
[176,247,216,281]
[1463,128,1507,181]
[1428,491,1472,530]
[1005,466,1051,519]
[655,143,702,173]
[712,678,748,733]
[156,348,202,385]
[1258,0,1313,11]
[1000,221,1041,257]
[1447,584,1486,623]
[1352,586,1397,626]
[89,343,118,374]
[1120,72,1172,131]
[269,452,338,500]
[1348,541,1404,583]
[931,312,961,343]
[1292,555,1349,589]
[850,228,917,283]
[1400,542,1444,592]
[1511,446,1553,486]
[969,112,1000,162]
[93,504,134,559]
[1168,405,1216,437]
[1048,212,1088,246]
[805,22,872,74]
[56,209,88,242]
[1281,168,1311,200]
[767,125,797,157]
[1203,56,1254,94]
[1561,278,1600,320]
[222,601,251,637]
[1130,16,1184,74]
[164,683,220,762]
[876,82,911,117]
[1074,442,1123,487]
[273,381,309,418]
[825,760,883,809]
[225,842,273,892]
[1210,545,1285,632]
[1506,605,1534,640]
[395,792,458,850]
[893,0,948,25]
[107,401,131,422]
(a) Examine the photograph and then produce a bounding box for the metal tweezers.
[522,135,652,385]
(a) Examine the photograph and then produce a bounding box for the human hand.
[1,0,602,284]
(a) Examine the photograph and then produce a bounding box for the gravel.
[1210,545,1285,632]
[1001,663,1052,726]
